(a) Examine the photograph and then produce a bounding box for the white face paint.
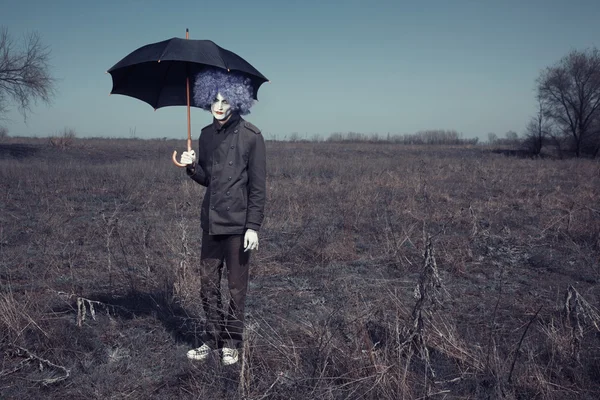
[211,92,232,121]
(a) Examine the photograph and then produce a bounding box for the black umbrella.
[107,29,268,166]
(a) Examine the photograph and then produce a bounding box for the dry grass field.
[1,136,599,399]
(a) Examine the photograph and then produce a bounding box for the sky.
[1,0,599,141]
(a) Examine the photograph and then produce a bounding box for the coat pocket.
[239,187,247,210]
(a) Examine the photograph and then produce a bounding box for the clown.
[179,68,266,366]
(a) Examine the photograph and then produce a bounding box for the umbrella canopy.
[107,37,269,109]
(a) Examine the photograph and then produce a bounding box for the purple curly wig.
[193,68,255,115]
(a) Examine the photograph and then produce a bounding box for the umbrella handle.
[172,150,186,168]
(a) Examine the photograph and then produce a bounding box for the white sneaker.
[221,347,239,366]
[187,344,212,361]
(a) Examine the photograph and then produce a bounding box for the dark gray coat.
[186,113,266,235]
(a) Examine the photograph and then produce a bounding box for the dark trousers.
[199,232,250,349]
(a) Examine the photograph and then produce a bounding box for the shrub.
[49,127,76,149]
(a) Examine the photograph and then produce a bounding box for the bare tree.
[537,47,600,157]
[594,117,600,158]
[0,27,55,120]
[524,95,552,155]
[505,131,518,141]
[504,130,519,146]
[590,112,600,157]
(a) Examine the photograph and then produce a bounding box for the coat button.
[228,177,232,181]
[229,161,233,165]
[212,192,216,195]
[211,206,215,210]
[226,206,230,211]
[230,146,234,149]
[234,130,238,134]
[226,191,230,195]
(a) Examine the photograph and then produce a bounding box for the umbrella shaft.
[186,28,191,152]
[187,74,191,151]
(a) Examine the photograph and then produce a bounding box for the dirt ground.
[0,137,599,399]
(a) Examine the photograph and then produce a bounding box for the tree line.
[323,130,479,145]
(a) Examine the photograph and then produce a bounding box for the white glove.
[244,229,258,252]
[180,150,196,165]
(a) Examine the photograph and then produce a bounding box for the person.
[179,68,266,366]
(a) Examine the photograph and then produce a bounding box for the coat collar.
[213,112,241,133]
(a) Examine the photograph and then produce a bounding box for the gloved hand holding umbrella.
[179,149,196,166]
[106,29,268,166]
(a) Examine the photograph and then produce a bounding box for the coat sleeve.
[186,162,208,186]
[245,133,266,231]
